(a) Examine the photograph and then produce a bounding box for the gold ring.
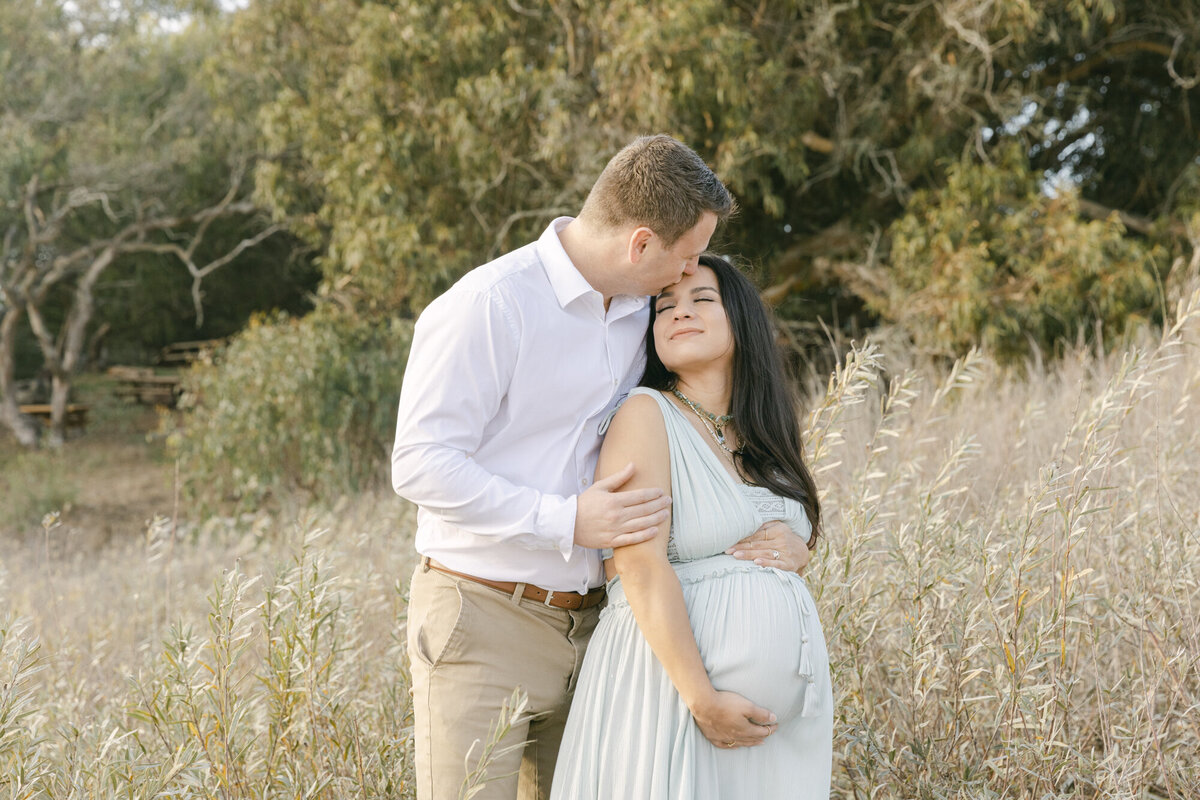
[724,740,735,747]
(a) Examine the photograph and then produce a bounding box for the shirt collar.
[536,217,648,317]
[537,217,595,309]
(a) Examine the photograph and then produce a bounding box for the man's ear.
[626,226,654,264]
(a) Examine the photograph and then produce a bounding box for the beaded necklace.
[672,388,739,455]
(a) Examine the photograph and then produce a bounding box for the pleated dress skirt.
[550,553,833,800]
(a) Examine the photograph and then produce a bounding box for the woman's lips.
[670,327,702,340]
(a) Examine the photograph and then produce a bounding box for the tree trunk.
[86,322,110,369]
[0,307,40,447]
[24,248,114,448]
[46,372,69,448]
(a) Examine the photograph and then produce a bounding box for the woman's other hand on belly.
[726,520,812,575]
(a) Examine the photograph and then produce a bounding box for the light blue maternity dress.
[550,388,833,799]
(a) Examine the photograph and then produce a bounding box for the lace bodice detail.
[740,485,789,519]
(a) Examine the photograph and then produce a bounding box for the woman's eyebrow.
[656,285,718,305]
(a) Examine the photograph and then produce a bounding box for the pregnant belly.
[676,556,824,724]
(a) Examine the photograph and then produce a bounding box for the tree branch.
[1076,198,1187,237]
[181,166,247,265]
[194,223,284,283]
[124,221,285,325]
[23,176,42,246]
[1167,33,1199,90]
[1,225,19,288]
[490,207,571,260]
[59,166,268,326]
[506,0,541,18]
[2,171,270,432]
[547,0,579,75]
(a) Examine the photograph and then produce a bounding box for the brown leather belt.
[426,558,606,611]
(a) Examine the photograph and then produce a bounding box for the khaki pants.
[407,561,600,800]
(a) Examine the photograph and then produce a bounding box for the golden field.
[3,281,1199,798]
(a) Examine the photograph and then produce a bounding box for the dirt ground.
[61,437,176,550]
[0,375,177,551]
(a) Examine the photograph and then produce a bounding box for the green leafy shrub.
[172,307,411,510]
[874,145,1168,363]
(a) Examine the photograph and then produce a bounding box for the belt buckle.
[542,590,556,608]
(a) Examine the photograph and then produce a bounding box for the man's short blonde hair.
[579,135,734,246]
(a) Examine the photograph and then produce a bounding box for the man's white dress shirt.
[392,218,648,593]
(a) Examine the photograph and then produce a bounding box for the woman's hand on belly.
[727,519,812,575]
[689,688,778,749]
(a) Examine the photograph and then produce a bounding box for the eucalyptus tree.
[177,0,1199,502]
[232,0,1197,328]
[0,0,281,446]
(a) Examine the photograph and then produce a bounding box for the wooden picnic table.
[159,338,227,365]
[107,366,183,407]
[19,403,89,432]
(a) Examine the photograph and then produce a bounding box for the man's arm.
[392,288,665,554]
[392,288,565,544]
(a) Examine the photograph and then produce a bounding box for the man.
[392,135,811,800]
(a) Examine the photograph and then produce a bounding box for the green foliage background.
[170,0,1199,503]
[1,0,322,382]
[5,0,1199,493]
[229,0,1198,316]
[879,145,1170,362]
[172,307,411,510]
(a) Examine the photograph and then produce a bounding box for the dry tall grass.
[1,501,421,798]
[806,268,1200,797]
[3,270,1199,797]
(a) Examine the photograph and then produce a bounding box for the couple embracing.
[392,135,833,800]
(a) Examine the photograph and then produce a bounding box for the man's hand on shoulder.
[574,462,672,550]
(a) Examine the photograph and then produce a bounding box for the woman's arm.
[599,395,778,748]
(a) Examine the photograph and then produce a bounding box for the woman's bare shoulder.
[598,391,671,487]
[607,391,667,437]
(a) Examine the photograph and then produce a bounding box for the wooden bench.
[107,365,183,407]
[19,403,89,432]
[159,338,227,366]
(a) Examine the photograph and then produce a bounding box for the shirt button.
[580,478,589,488]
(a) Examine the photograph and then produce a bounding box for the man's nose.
[682,258,698,276]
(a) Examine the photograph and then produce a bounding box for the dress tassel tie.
[774,570,822,718]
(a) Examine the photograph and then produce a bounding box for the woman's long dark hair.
[642,254,821,542]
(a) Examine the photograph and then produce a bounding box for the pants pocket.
[409,571,471,669]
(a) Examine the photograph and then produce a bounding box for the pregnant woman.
[550,255,833,799]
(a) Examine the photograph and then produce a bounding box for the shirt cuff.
[535,493,577,560]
